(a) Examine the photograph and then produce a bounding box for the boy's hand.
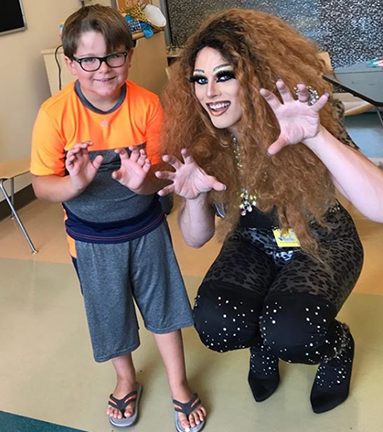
[65,141,103,192]
[112,147,151,191]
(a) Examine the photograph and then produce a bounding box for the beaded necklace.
[232,135,257,216]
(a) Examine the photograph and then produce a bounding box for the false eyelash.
[215,70,236,80]
[188,70,236,83]
[188,75,205,83]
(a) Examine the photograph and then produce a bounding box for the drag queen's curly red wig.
[161,8,345,254]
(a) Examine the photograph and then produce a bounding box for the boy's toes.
[179,413,191,430]
[124,406,134,418]
[174,393,207,431]
[107,404,135,420]
[107,406,121,419]
[191,407,206,425]
[188,412,198,427]
[178,408,206,430]
[198,406,207,421]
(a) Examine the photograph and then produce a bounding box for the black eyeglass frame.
[73,51,129,72]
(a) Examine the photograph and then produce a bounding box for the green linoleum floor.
[1,259,383,431]
[0,411,88,432]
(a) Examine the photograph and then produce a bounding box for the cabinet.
[41,31,168,96]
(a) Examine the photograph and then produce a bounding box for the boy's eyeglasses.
[73,51,128,72]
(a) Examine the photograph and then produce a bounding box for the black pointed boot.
[310,325,355,414]
[248,344,280,402]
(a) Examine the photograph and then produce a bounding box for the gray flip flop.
[173,393,205,432]
[109,383,143,428]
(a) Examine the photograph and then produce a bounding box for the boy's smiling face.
[66,30,132,109]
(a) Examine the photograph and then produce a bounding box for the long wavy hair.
[161,8,342,254]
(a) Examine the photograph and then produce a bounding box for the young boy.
[30,5,206,431]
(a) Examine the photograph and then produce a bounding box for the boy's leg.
[73,242,141,421]
[107,353,138,420]
[130,222,203,427]
[153,330,207,431]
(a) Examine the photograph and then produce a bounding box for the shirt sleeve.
[30,107,66,177]
[144,95,163,165]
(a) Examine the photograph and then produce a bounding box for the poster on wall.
[164,0,383,68]
[0,0,26,36]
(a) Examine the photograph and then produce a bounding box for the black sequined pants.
[193,204,363,364]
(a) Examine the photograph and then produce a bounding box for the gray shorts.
[73,220,193,362]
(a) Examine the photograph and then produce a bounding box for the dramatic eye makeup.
[189,66,236,84]
[215,70,236,81]
[189,74,207,84]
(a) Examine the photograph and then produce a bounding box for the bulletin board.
[0,0,26,36]
[165,0,383,68]
[117,0,150,9]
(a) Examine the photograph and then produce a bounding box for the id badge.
[272,229,301,248]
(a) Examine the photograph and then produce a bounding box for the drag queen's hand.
[155,148,226,198]
[260,80,329,155]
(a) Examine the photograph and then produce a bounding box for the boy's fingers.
[137,152,148,166]
[127,146,144,163]
[142,159,151,173]
[129,149,141,163]
[93,155,104,170]
[68,147,82,155]
[115,147,131,161]
[73,141,93,150]
[128,146,141,152]
[111,170,122,181]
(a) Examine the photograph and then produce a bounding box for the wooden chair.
[0,158,37,253]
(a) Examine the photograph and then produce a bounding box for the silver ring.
[294,86,319,106]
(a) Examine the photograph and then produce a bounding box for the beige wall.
[0,0,112,199]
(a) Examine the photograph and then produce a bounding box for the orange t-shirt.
[31,80,165,257]
[31,79,162,177]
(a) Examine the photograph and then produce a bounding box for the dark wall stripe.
[0,185,36,222]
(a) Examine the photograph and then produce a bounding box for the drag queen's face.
[191,47,243,138]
